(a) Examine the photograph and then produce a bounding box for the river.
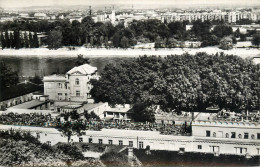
[0,56,132,78]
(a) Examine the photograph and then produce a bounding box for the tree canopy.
[91,53,259,112]
[0,61,19,90]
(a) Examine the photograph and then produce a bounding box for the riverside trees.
[90,53,259,120]
[1,18,253,49]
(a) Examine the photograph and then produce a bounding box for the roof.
[7,100,48,109]
[105,107,132,113]
[0,124,60,133]
[66,64,97,75]
[61,104,83,109]
[55,101,83,107]
[0,82,43,102]
[43,74,66,82]
[83,102,107,111]
[2,109,54,115]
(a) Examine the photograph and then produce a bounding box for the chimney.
[89,6,92,16]
[128,147,133,158]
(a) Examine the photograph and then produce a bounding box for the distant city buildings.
[1,7,259,25]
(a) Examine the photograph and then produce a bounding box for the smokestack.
[89,6,92,16]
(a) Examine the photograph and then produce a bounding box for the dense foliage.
[0,130,104,166]
[91,53,259,113]
[0,61,19,89]
[0,112,53,126]
[0,18,253,49]
[0,130,68,166]
[100,151,129,166]
[134,149,260,166]
[0,31,39,49]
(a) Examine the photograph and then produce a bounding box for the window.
[244,133,249,139]
[231,132,236,138]
[47,141,51,146]
[129,141,133,147]
[89,138,92,143]
[58,93,62,100]
[75,78,79,85]
[198,145,202,149]
[257,133,260,140]
[36,133,40,139]
[58,83,62,88]
[210,146,219,153]
[213,132,216,137]
[76,91,80,97]
[252,134,255,139]
[206,130,210,137]
[226,133,229,138]
[109,140,113,145]
[179,148,185,152]
[139,141,144,149]
[235,147,247,154]
[79,137,83,142]
[99,139,103,144]
[119,140,123,145]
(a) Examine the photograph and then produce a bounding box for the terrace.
[195,109,260,124]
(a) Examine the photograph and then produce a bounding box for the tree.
[4,31,10,48]
[234,28,240,38]
[75,54,90,66]
[1,32,6,49]
[0,61,19,89]
[120,36,129,48]
[33,32,39,48]
[28,32,33,48]
[219,37,233,50]
[155,36,163,48]
[131,103,156,122]
[112,32,121,48]
[252,34,260,47]
[100,151,129,166]
[29,75,42,84]
[13,30,21,49]
[9,32,14,48]
[57,121,72,143]
[202,35,219,47]
[166,37,178,48]
[47,30,62,49]
[240,34,246,41]
[24,33,29,48]
[90,53,259,112]
[212,24,233,38]
[191,20,212,39]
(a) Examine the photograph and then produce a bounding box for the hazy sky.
[0,0,260,8]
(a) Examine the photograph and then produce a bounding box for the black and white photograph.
[0,0,260,166]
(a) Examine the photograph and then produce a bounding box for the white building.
[43,64,99,102]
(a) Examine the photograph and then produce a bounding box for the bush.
[100,151,129,166]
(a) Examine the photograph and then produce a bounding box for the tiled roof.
[0,82,43,102]
[67,64,97,75]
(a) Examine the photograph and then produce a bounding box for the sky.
[0,0,260,8]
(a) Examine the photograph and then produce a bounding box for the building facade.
[1,124,259,157]
[43,64,99,102]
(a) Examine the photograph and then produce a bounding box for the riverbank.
[0,47,259,59]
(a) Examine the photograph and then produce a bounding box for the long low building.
[1,121,259,157]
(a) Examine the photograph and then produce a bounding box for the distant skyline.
[0,0,260,9]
